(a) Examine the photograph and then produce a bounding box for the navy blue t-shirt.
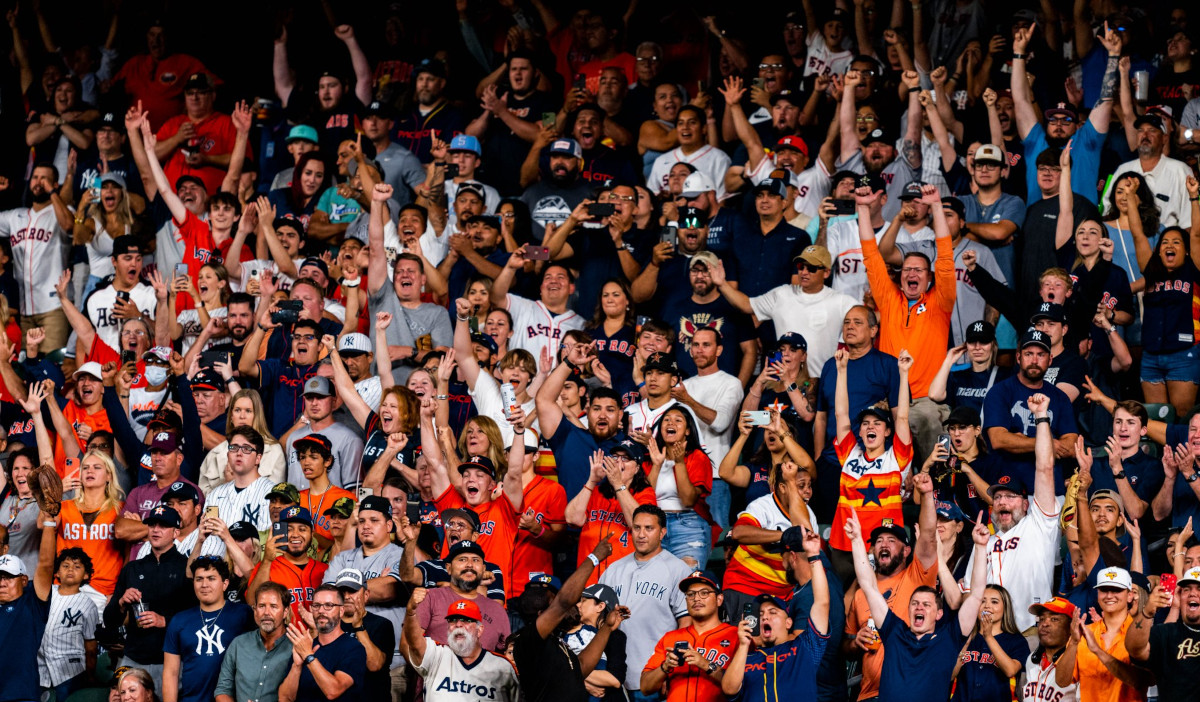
[878,610,966,702]
[735,620,828,702]
[255,359,320,438]
[588,323,638,407]
[981,377,1078,492]
[0,586,49,702]
[945,366,1012,413]
[729,220,811,297]
[1045,351,1088,407]
[662,295,753,379]
[297,631,366,702]
[787,555,847,702]
[546,417,601,500]
[1142,259,1200,355]
[950,630,1029,702]
[816,349,901,460]
[163,603,255,702]
[361,411,419,480]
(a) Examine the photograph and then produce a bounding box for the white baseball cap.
[681,172,716,198]
[0,554,26,577]
[1094,566,1133,591]
[73,361,104,380]
[1180,567,1200,587]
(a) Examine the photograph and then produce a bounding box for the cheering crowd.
[4,1,1200,702]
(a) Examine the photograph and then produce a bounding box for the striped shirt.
[829,433,913,553]
[38,586,99,686]
[721,494,793,598]
[201,477,275,556]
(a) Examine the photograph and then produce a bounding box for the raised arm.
[838,71,864,162]
[140,122,188,223]
[323,335,372,428]
[958,517,992,633]
[451,298,483,389]
[894,351,913,447]
[54,270,96,353]
[1089,24,1121,134]
[1029,392,1057,510]
[273,26,295,106]
[367,185,392,296]
[833,350,851,442]
[220,101,253,196]
[1010,23,1040,139]
[1057,143,1076,248]
[846,510,888,625]
[719,77,766,171]
[334,25,373,105]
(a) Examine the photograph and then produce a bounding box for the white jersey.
[647,146,733,201]
[324,544,406,664]
[176,306,227,355]
[750,284,859,377]
[505,294,583,371]
[804,31,853,77]
[600,550,692,690]
[38,586,99,687]
[85,283,158,351]
[199,477,275,556]
[746,156,832,220]
[414,637,520,702]
[624,398,702,441]
[964,495,1061,631]
[826,218,885,304]
[470,372,539,448]
[1022,649,1077,702]
[0,204,68,315]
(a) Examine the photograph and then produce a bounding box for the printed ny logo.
[195,624,226,656]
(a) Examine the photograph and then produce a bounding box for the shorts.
[663,511,712,568]
[1141,346,1200,385]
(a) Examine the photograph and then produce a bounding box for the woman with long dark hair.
[951,584,1029,702]
[1103,172,1161,292]
[586,278,638,402]
[718,410,815,504]
[1136,222,1200,416]
[648,406,716,568]
[267,151,327,225]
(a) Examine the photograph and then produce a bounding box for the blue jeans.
[630,690,663,702]
[663,511,712,569]
[1142,346,1200,384]
[708,478,731,530]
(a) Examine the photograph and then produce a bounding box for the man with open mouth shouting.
[1128,566,1200,699]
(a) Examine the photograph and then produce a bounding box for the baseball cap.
[280,506,313,527]
[689,251,720,272]
[295,434,334,459]
[827,7,851,25]
[581,583,620,611]
[793,244,832,270]
[1134,114,1167,133]
[323,497,356,519]
[643,352,680,375]
[935,501,966,522]
[73,361,104,380]
[144,505,182,528]
[602,434,648,464]
[549,138,582,159]
[267,482,301,503]
[470,333,499,356]
[679,570,722,592]
[415,58,447,79]
[679,206,706,229]
[361,101,395,121]
[448,134,482,156]
[863,128,893,147]
[468,214,501,231]
[148,407,184,433]
[184,73,214,91]
[755,593,790,612]
[1030,301,1066,324]
[869,520,910,546]
[446,599,483,622]
[334,568,365,591]
[0,554,27,576]
[754,177,787,199]
[191,370,226,393]
[338,333,372,356]
[1019,329,1052,352]
[447,539,486,561]
[964,320,995,344]
[944,406,982,428]
[456,181,487,202]
[899,181,926,200]
[94,111,119,131]
[1180,567,1200,586]
[299,257,329,278]
[942,198,966,219]
[111,234,141,258]
[149,430,181,454]
[1044,102,1078,121]
[457,455,496,477]
[769,90,801,108]
[176,174,205,192]
[140,346,170,364]
[441,508,481,532]
[778,332,808,352]
[1028,597,1076,617]
[681,172,716,198]
[988,471,1029,498]
[227,521,259,541]
[164,481,199,504]
[1095,566,1133,590]
[1147,104,1175,121]
[854,404,893,427]
[100,172,127,190]
[974,144,1005,165]
[1090,488,1125,513]
[527,573,562,592]
[507,427,540,453]
[359,495,393,519]
[302,377,334,397]
[775,135,808,156]
[285,125,319,145]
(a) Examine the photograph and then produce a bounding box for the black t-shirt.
[1148,621,1200,702]
[1017,193,1100,311]
[581,145,638,188]
[661,294,753,378]
[341,613,394,702]
[511,625,588,702]
[568,226,652,315]
[481,90,559,197]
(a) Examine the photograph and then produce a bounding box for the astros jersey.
[722,493,794,598]
[57,500,123,596]
[299,486,356,545]
[201,477,275,556]
[510,475,567,597]
[0,204,67,315]
[1022,648,1078,702]
[644,623,739,702]
[414,638,520,702]
[505,294,583,371]
[250,557,328,619]
[830,433,913,552]
[964,495,1061,631]
[434,487,521,599]
[576,485,657,585]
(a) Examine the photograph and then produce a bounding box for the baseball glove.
[28,464,63,517]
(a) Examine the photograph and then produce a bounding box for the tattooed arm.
[901,86,923,170]
[1089,23,1122,134]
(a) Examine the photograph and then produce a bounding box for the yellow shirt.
[1073,615,1145,702]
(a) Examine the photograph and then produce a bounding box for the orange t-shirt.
[510,475,567,597]
[1073,616,1141,702]
[55,402,111,476]
[434,486,521,599]
[576,486,657,585]
[57,500,124,595]
[844,556,939,701]
[299,485,356,545]
[250,556,328,619]
[644,623,740,702]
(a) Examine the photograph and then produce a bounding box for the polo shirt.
[878,610,966,702]
[729,220,812,298]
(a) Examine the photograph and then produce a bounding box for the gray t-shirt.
[897,237,1007,346]
[0,496,40,576]
[366,286,454,383]
[285,422,366,490]
[375,143,424,208]
[324,543,406,666]
[598,550,692,691]
[837,151,921,222]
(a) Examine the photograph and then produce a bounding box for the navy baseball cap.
[855,405,893,427]
[754,177,787,199]
[944,406,982,428]
[280,506,313,526]
[778,333,807,352]
[144,505,182,528]
[869,520,910,546]
[935,501,966,522]
[1030,301,1067,324]
[1019,329,1052,352]
[964,320,995,343]
[679,570,722,592]
[754,593,789,612]
[163,481,199,504]
[581,583,620,611]
[457,455,496,477]
[359,495,393,519]
[470,333,499,356]
[527,573,562,592]
[228,521,259,541]
[447,539,486,560]
[602,435,648,464]
[988,471,1029,498]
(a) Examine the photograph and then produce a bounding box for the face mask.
[144,366,169,386]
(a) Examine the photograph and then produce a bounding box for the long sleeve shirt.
[101,547,196,665]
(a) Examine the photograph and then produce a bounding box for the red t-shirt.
[113,55,214,131]
[171,211,219,312]
[435,486,522,599]
[86,336,148,389]
[510,475,567,596]
[156,111,247,196]
[576,485,657,585]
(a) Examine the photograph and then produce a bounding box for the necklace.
[4,496,33,529]
[201,605,225,628]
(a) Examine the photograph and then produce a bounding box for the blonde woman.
[170,263,231,354]
[72,172,145,300]
[197,390,286,493]
[57,450,125,604]
[441,415,510,492]
[951,584,1029,702]
[117,667,159,702]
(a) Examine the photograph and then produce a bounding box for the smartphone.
[541,112,557,129]
[173,262,189,280]
[1162,573,1178,607]
[89,177,101,199]
[573,73,587,92]
[635,315,649,334]
[661,226,678,247]
[525,245,551,261]
[115,290,131,302]
[444,163,460,178]
[199,350,230,369]
[406,494,422,523]
[752,77,765,91]
[120,349,137,366]
[204,505,220,522]
[587,202,616,217]
[768,351,783,367]
[742,602,760,636]
[746,411,771,426]
[832,199,857,216]
[64,457,77,475]
[271,521,286,540]
[936,433,953,456]
[357,486,373,501]
[672,640,688,664]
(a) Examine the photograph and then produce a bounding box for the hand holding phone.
[1162,573,1178,607]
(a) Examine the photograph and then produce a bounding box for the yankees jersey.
[599,550,692,691]
[829,433,914,552]
[505,294,583,371]
[1022,648,1077,702]
[38,586,99,687]
[964,495,1061,631]
[414,637,520,702]
[201,477,275,556]
[164,603,255,702]
[0,204,67,315]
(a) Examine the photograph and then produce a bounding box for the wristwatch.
[303,654,317,666]
[1113,470,1127,480]
[707,661,720,675]
[1187,129,1195,143]
[786,383,798,393]
[1187,472,1200,484]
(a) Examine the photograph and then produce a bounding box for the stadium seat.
[1143,403,1177,424]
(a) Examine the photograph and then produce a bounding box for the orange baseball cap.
[1028,597,1075,617]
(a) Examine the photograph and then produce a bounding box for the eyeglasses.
[855,115,879,123]
[685,589,716,600]
[292,334,317,342]
[1036,165,1062,173]
[974,162,1001,171]
[228,444,259,455]
[612,195,637,202]
[1047,116,1075,124]
[121,329,147,338]
[759,63,784,70]
[310,602,343,611]
[855,69,879,77]
[797,262,825,273]
[636,56,659,63]
[900,266,929,274]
